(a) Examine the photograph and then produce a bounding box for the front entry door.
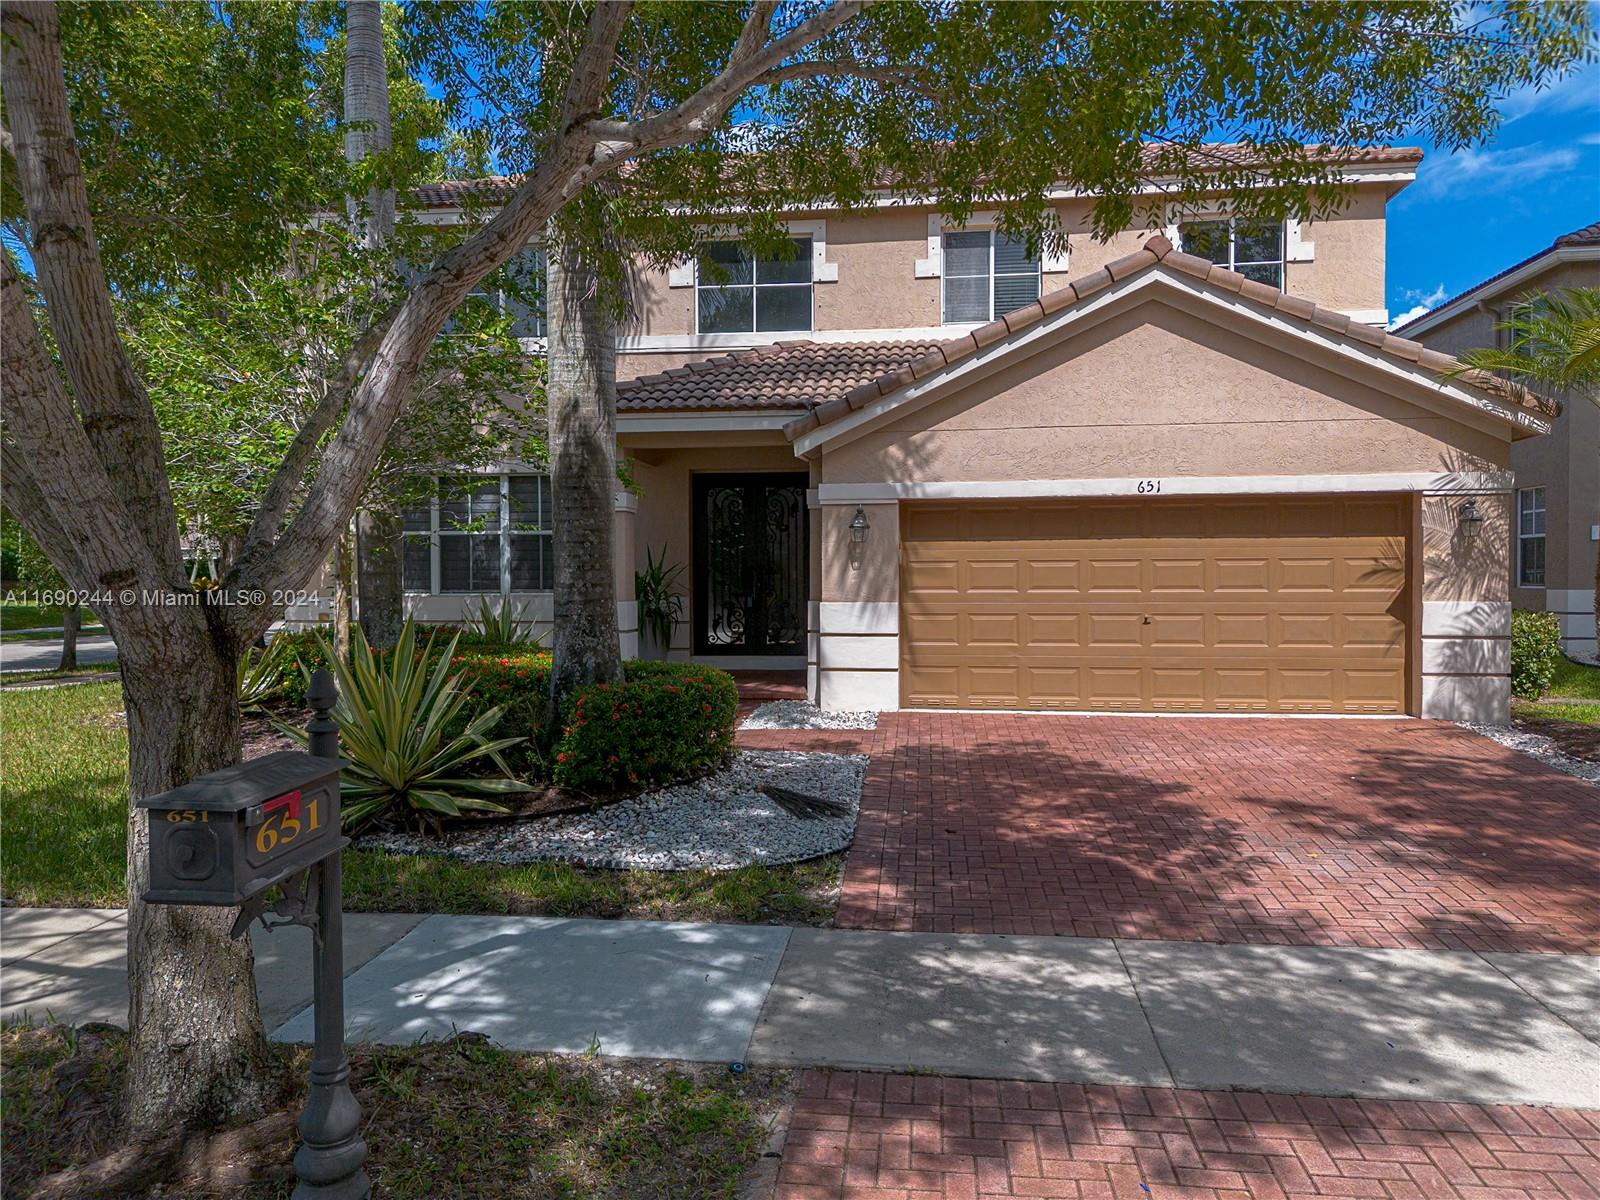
[693,473,808,656]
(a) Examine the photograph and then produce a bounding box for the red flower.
[557,751,570,763]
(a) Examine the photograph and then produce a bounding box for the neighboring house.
[1395,221,1600,662]
[307,144,1561,723]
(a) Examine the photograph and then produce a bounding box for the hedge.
[1510,609,1562,700]
[553,662,739,795]
[261,629,737,795]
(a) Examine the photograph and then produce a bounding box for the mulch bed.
[1513,710,1600,762]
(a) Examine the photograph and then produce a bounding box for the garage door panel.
[901,496,1409,714]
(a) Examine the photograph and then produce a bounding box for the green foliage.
[553,663,738,796]
[406,1,1595,297]
[236,638,294,713]
[123,225,541,557]
[1453,288,1600,398]
[1510,609,1564,699]
[268,630,337,705]
[278,621,526,833]
[448,647,553,779]
[634,545,686,658]
[466,596,545,646]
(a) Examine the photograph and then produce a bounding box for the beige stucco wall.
[624,442,804,659]
[1411,255,1600,657]
[821,299,1509,487]
[807,289,1519,718]
[622,185,1394,344]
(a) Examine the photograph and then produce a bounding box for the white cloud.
[1389,304,1433,330]
[1499,62,1600,123]
[1412,142,1580,198]
[1388,284,1450,330]
[1580,131,1600,146]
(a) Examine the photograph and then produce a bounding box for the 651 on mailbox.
[139,751,347,906]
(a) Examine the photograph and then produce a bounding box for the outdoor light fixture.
[1458,498,1485,539]
[849,506,870,544]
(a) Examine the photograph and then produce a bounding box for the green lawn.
[1546,654,1600,701]
[1,665,120,686]
[0,680,843,923]
[0,603,68,632]
[2,1023,781,1199]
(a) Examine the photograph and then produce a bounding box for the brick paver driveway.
[795,713,1598,954]
[778,1069,1600,1200]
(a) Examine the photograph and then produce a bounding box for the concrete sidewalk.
[0,634,118,672]
[4,908,1596,1108]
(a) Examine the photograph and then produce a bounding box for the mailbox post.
[136,667,369,1200]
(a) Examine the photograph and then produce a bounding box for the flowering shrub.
[553,662,738,795]
[266,631,336,705]
[447,648,552,777]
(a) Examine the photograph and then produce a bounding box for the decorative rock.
[740,700,878,731]
[1462,722,1600,785]
[359,750,869,871]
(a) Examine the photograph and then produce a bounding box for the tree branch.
[1,2,185,579]
[558,1,634,133]
[0,437,93,595]
[236,304,401,558]
[1,251,165,612]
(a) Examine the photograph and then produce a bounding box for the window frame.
[1517,486,1547,589]
[1176,216,1286,290]
[401,472,554,595]
[939,227,1042,325]
[693,236,816,335]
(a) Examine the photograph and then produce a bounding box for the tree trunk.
[546,230,622,727]
[123,636,277,1134]
[357,510,404,648]
[58,604,79,671]
[333,536,354,657]
[345,0,403,645]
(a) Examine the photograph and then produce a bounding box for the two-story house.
[1396,221,1599,663]
[366,144,1557,723]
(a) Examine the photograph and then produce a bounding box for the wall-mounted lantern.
[1458,498,1485,540]
[849,507,870,545]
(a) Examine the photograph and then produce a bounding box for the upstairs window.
[453,246,547,338]
[1179,218,1285,289]
[1518,487,1546,588]
[400,473,554,594]
[942,230,1041,324]
[696,238,813,333]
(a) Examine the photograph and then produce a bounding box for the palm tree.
[1451,287,1600,647]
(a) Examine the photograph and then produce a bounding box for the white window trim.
[404,471,554,596]
[916,211,1069,278]
[931,218,1049,325]
[1168,211,1289,287]
[667,219,838,288]
[1517,486,1547,589]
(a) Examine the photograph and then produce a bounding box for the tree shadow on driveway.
[836,713,1599,953]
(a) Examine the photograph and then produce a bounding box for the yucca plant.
[467,595,544,645]
[634,544,686,660]
[237,637,293,713]
[278,620,527,834]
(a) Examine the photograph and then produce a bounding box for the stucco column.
[1420,488,1512,722]
[614,487,639,660]
[817,500,900,712]
[806,469,822,703]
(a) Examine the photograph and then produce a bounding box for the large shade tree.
[2,0,1591,1134]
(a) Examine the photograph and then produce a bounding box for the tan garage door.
[900,496,1410,714]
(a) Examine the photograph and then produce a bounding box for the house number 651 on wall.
[1136,479,1163,494]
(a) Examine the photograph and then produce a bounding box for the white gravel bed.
[359,749,868,870]
[1462,722,1600,785]
[740,700,878,730]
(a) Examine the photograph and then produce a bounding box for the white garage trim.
[817,472,1512,505]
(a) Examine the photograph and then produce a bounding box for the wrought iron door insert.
[693,473,808,655]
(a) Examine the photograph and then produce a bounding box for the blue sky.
[1386,58,1600,327]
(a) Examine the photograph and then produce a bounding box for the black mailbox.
[138,750,348,906]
